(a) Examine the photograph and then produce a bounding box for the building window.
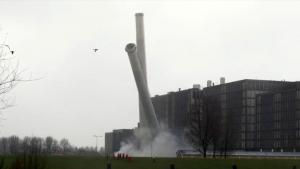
[296,110,300,119]
[275,94,281,102]
[247,107,255,115]
[241,116,245,123]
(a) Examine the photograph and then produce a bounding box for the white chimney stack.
[207,80,212,87]
[220,77,225,84]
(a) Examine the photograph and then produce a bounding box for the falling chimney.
[220,77,225,84]
[207,80,212,87]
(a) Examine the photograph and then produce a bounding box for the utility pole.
[151,142,153,158]
[93,135,102,152]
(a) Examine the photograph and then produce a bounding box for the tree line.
[186,95,235,158]
[0,136,104,156]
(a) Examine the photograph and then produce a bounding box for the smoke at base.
[117,127,191,157]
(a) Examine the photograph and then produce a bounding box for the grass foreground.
[1,156,300,169]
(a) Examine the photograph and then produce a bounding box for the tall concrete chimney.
[125,43,159,132]
[220,77,225,84]
[207,80,212,87]
[135,13,147,127]
[135,13,146,77]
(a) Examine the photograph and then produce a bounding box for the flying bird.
[0,44,14,55]
[93,48,99,52]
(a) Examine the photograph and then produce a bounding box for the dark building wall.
[257,82,300,151]
[112,129,134,152]
[104,129,134,155]
[151,88,201,130]
[106,79,300,153]
[203,79,287,150]
[151,94,169,127]
[151,80,292,151]
[151,88,202,140]
[169,90,190,129]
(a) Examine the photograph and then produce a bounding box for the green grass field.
[2,156,300,169]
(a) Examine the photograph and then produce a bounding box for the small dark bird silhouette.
[0,44,14,55]
[93,48,99,52]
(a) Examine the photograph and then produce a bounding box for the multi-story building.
[256,82,300,151]
[151,86,202,140]
[105,86,201,155]
[105,79,300,154]
[151,79,298,151]
[203,79,286,150]
[104,129,134,155]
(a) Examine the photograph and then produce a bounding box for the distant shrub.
[0,157,5,169]
[9,154,47,169]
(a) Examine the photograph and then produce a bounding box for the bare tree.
[186,96,221,158]
[45,136,54,154]
[51,139,60,154]
[22,136,31,154]
[8,135,20,155]
[99,147,105,155]
[59,138,71,154]
[0,137,8,154]
[0,135,104,156]
[219,112,235,159]
[204,97,222,158]
[29,137,43,155]
[0,44,23,110]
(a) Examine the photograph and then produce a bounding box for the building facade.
[105,79,300,154]
[151,87,202,140]
[104,129,134,155]
[151,79,300,151]
[203,79,287,150]
[256,82,300,151]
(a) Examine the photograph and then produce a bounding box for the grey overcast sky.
[0,0,300,147]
